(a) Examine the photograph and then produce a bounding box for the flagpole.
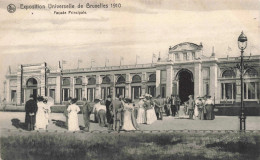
[77,59,79,69]
[152,53,154,64]
[136,55,138,65]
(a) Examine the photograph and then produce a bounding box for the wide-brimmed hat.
[139,96,144,99]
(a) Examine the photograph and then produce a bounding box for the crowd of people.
[183,95,215,120]
[24,93,215,132]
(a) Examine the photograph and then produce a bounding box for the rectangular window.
[62,88,70,101]
[75,88,82,100]
[244,82,257,99]
[49,89,55,99]
[221,83,236,100]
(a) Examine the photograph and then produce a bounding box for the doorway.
[178,70,194,103]
[131,86,141,100]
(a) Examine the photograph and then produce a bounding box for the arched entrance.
[178,70,194,103]
[25,78,38,101]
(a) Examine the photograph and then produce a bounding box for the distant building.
[4,42,260,105]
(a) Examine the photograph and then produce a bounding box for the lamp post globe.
[238,31,247,50]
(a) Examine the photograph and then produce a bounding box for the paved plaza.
[0,111,259,135]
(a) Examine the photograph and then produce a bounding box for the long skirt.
[146,108,157,124]
[98,109,106,127]
[205,105,214,120]
[137,107,146,124]
[68,112,80,131]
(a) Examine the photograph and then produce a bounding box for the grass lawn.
[1,131,259,160]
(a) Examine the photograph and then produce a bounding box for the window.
[49,89,55,99]
[62,78,70,86]
[62,88,70,101]
[116,75,125,84]
[88,77,96,85]
[132,75,141,83]
[75,88,82,100]
[148,74,156,82]
[75,78,82,85]
[244,82,257,99]
[221,83,236,100]
[222,70,236,78]
[102,76,111,84]
[245,68,258,77]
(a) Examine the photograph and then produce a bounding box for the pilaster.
[166,66,173,97]
[210,64,218,103]
[16,65,22,105]
[156,70,161,97]
[125,73,131,98]
[95,75,101,99]
[194,62,202,98]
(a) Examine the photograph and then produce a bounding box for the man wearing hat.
[25,94,38,131]
[109,94,124,131]
[154,95,164,120]
[82,98,92,132]
[187,95,195,119]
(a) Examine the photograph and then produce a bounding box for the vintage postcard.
[0,0,259,159]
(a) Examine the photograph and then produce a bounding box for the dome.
[169,42,203,52]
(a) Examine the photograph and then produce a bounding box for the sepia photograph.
[0,0,259,159]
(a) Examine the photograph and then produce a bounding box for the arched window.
[75,78,82,85]
[88,77,96,85]
[62,78,70,86]
[116,75,125,84]
[132,75,141,83]
[148,74,156,82]
[222,70,236,78]
[102,76,111,84]
[245,68,258,77]
[27,78,37,87]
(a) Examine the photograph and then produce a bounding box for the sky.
[0,0,259,97]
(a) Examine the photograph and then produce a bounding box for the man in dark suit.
[187,95,195,119]
[82,98,92,132]
[154,95,164,120]
[109,94,123,132]
[25,94,38,131]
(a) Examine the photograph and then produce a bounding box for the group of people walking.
[24,93,215,132]
[25,94,52,131]
[184,95,215,120]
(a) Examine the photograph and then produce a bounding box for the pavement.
[0,111,259,135]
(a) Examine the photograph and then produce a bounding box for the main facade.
[4,42,260,105]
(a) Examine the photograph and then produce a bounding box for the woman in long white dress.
[136,97,146,124]
[35,96,48,130]
[146,97,157,125]
[121,99,138,131]
[43,97,54,129]
[67,98,80,131]
[194,97,200,119]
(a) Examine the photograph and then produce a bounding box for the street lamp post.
[238,31,247,131]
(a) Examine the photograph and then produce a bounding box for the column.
[16,65,22,105]
[210,63,218,103]
[95,75,101,99]
[55,70,62,104]
[194,62,202,98]
[156,70,161,97]
[110,75,116,100]
[83,76,88,99]
[125,73,131,98]
[141,72,147,95]
[40,63,46,96]
[166,66,173,97]
[69,77,74,98]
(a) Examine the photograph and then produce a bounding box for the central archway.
[178,70,194,103]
